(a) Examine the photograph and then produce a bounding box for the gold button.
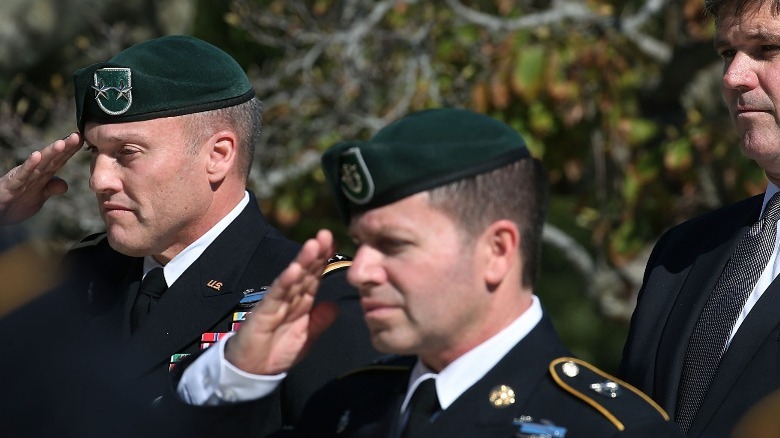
[562,361,579,377]
[489,384,516,408]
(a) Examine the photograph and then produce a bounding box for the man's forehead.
[348,193,432,234]
[83,117,180,143]
[715,1,780,39]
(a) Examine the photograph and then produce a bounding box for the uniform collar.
[402,295,543,413]
[142,191,250,286]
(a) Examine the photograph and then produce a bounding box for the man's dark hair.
[427,158,548,289]
[704,0,780,18]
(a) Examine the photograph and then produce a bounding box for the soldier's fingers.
[10,152,44,187]
[43,177,69,197]
[38,134,82,172]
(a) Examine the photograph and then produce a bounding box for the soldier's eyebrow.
[84,131,152,148]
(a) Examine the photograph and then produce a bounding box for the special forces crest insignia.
[339,147,375,205]
[92,68,133,115]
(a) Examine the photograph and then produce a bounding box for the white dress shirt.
[401,295,543,417]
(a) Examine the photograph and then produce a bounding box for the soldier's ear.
[481,219,520,288]
[206,130,238,183]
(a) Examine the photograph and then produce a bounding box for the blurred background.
[0,0,767,372]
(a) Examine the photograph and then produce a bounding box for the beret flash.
[322,108,531,223]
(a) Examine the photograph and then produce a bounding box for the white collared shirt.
[727,182,780,346]
[140,192,250,284]
[401,295,543,415]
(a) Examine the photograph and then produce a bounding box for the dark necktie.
[130,267,168,332]
[401,378,441,438]
[676,192,780,433]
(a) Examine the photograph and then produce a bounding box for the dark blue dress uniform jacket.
[620,193,780,437]
[276,314,682,437]
[63,192,380,436]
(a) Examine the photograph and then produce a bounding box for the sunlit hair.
[427,158,548,288]
[181,97,262,179]
[704,0,780,18]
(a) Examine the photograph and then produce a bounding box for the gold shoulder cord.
[322,260,352,276]
[549,357,670,431]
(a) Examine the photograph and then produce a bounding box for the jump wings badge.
[92,68,132,115]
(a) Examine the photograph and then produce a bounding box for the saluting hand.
[0,133,83,226]
[224,229,340,375]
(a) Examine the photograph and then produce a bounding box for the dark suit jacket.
[286,314,680,437]
[619,193,780,437]
[63,193,380,435]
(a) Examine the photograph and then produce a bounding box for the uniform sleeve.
[177,331,286,405]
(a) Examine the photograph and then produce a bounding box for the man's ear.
[481,219,520,287]
[206,130,238,184]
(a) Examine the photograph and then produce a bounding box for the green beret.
[73,35,254,131]
[322,108,531,223]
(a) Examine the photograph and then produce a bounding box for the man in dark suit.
[182,108,682,437]
[619,1,780,436]
[0,35,378,436]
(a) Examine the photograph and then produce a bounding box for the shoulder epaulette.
[336,355,414,380]
[549,357,670,431]
[68,232,108,250]
[322,253,352,277]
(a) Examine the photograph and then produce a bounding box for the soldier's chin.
[106,234,150,257]
[369,333,416,356]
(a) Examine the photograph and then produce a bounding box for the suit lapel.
[381,386,405,438]
[689,274,780,434]
[653,196,761,413]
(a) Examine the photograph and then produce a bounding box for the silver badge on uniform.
[589,380,622,398]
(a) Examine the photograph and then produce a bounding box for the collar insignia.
[589,380,622,398]
[489,384,516,408]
